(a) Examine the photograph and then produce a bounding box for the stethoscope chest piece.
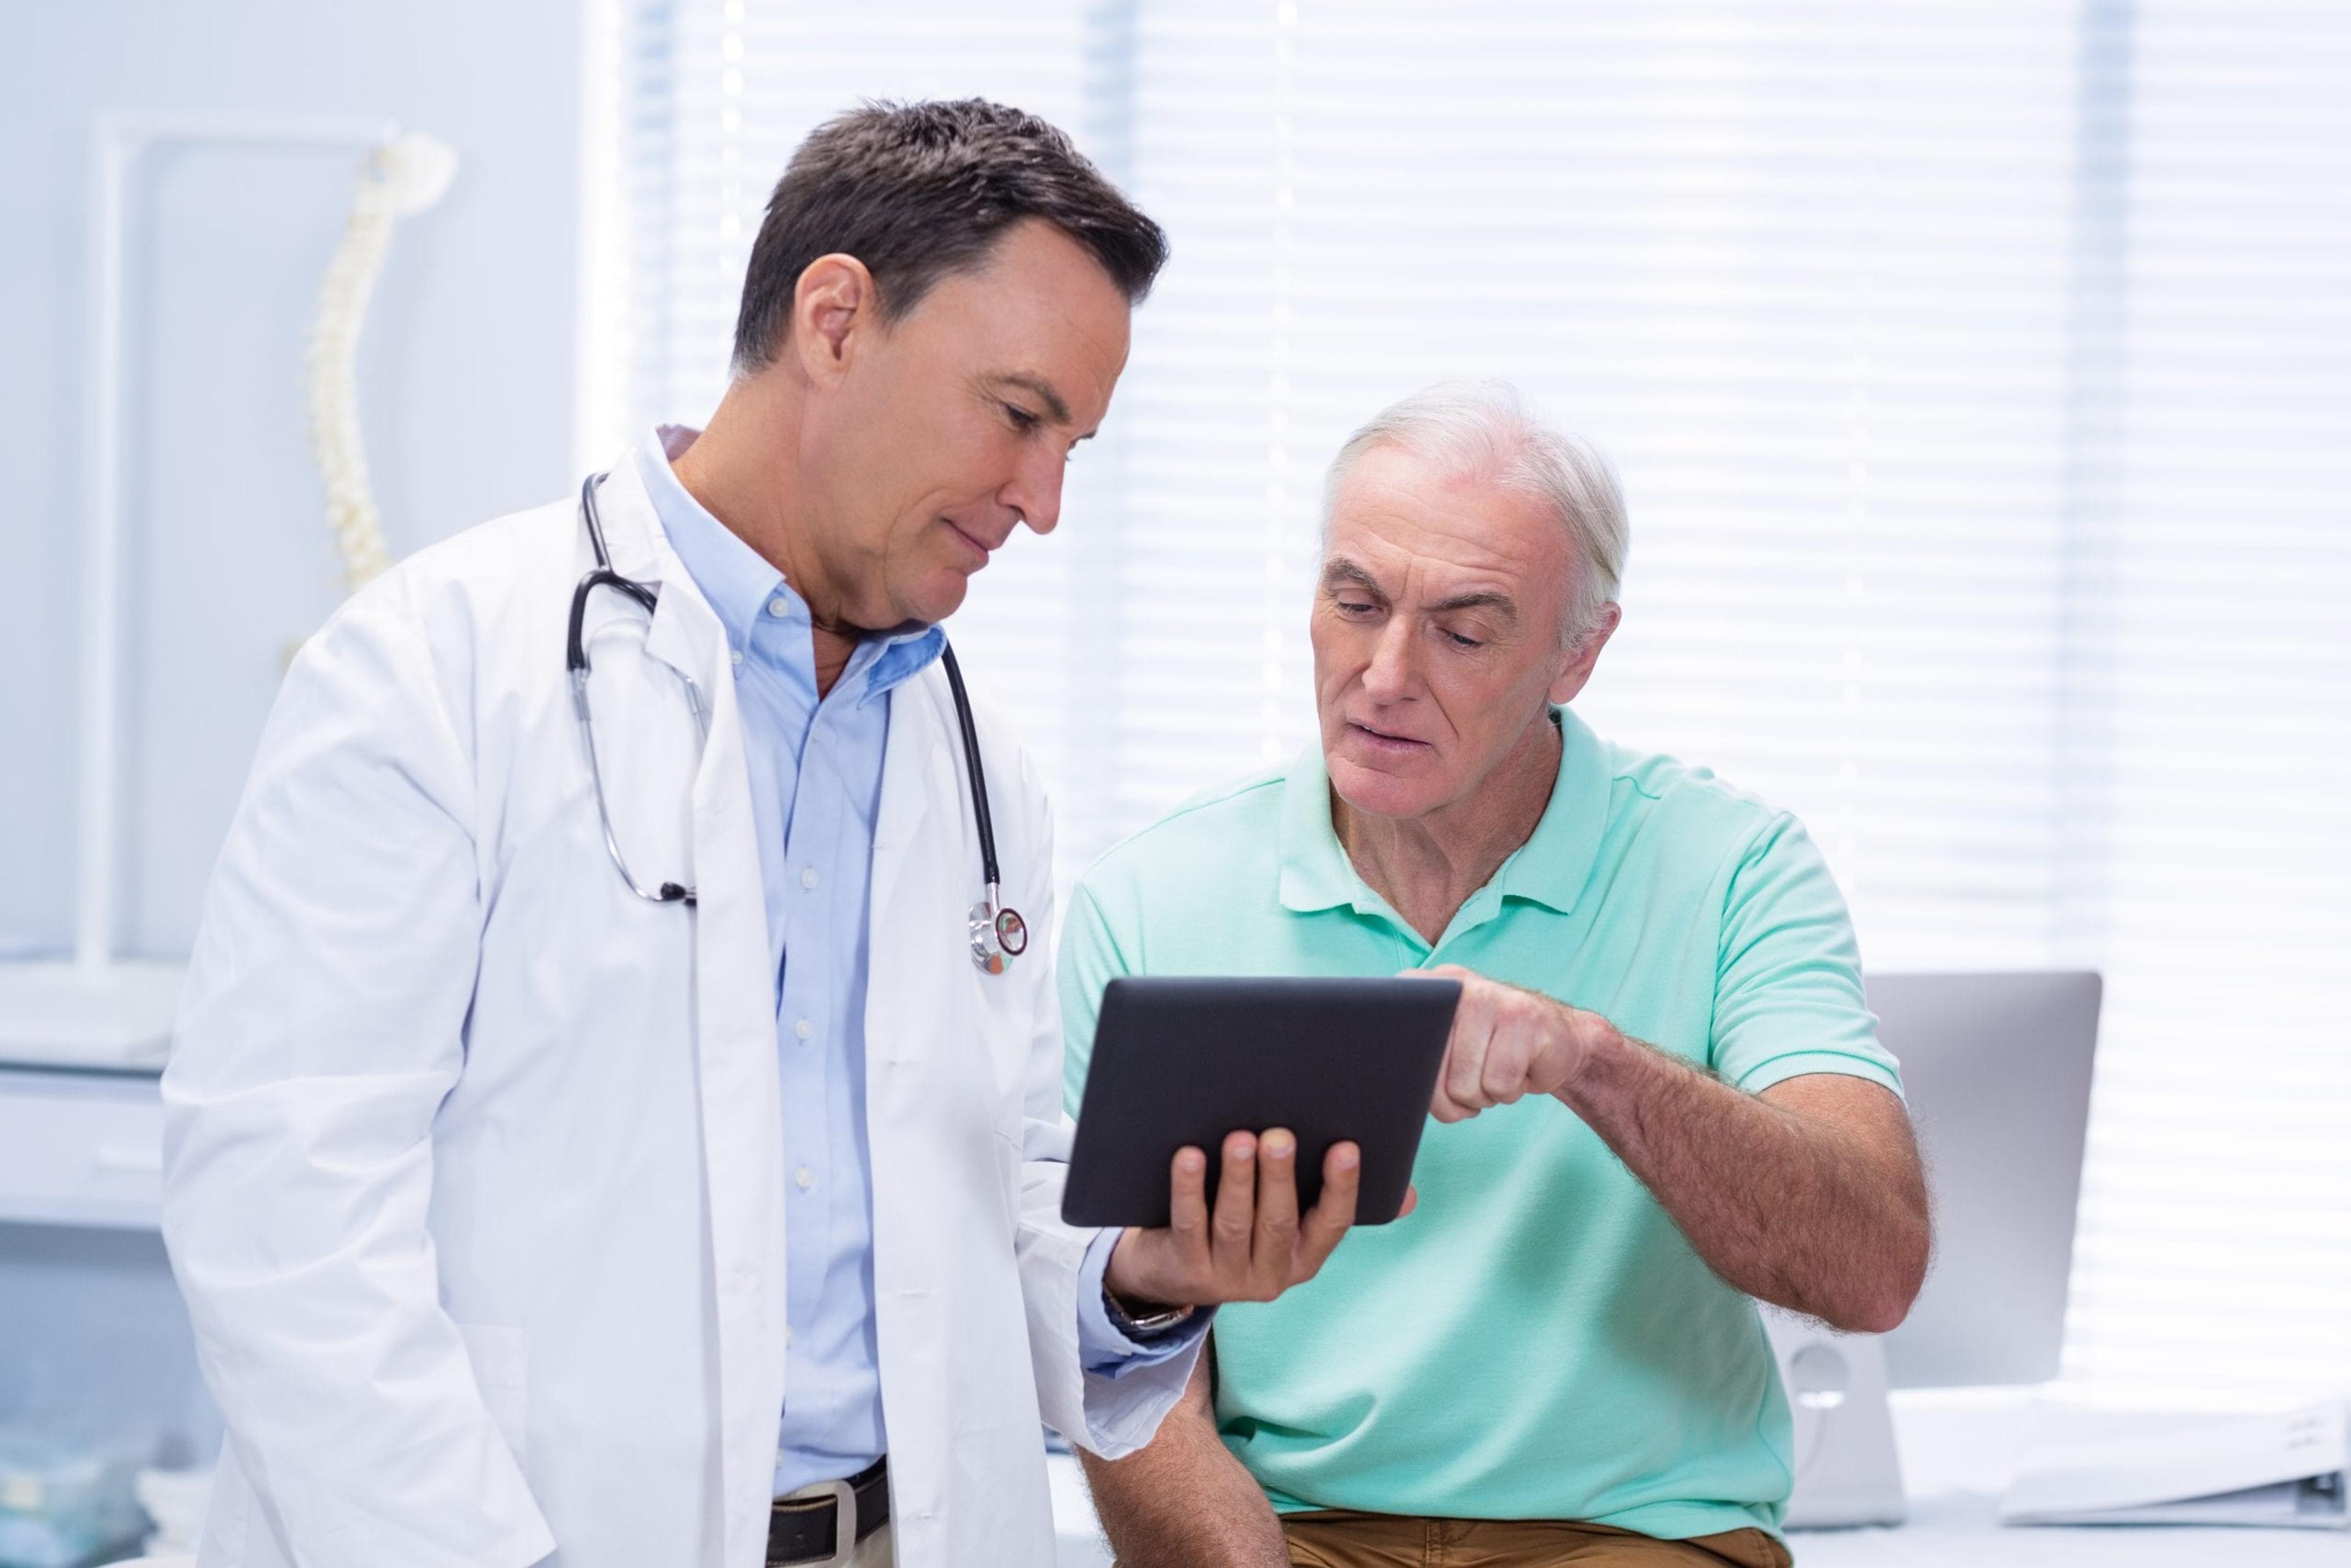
[940,640,1026,978]
[969,897,1028,975]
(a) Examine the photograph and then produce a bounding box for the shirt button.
[784,1326,795,1348]
[729,647,743,667]
[800,867,820,890]
[794,1166,815,1190]
[768,598,790,618]
[794,1018,814,1041]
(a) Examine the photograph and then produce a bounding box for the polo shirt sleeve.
[1708,812,1903,1100]
[1059,880,1134,1119]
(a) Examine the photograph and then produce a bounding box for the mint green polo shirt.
[1059,709,1900,1541]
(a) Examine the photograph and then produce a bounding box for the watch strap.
[1102,1283,1196,1339]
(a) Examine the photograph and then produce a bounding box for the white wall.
[0,0,585,958]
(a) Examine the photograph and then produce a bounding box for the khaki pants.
[847,1522,893,1567]
[1283,1510,1791,1568]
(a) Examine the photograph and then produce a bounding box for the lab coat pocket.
[966,966,1033,1114]
[456,1322,531,1468]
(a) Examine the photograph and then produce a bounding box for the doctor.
[161,99,1365,1568]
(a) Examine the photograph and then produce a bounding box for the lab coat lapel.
[594,466,710,697]
[863,665,969,1529]
[680,589,790,1568]
[594,453,789,1567]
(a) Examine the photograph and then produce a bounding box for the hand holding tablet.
[1070,976,1458,1310]
[1100,1125,1405,1308]
[1066,976,1462,1307]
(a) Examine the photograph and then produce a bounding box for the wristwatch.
[1102,1283,1196,1339]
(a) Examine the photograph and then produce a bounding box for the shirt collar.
[1277,707,1613,924]
[1493,707,1611,915]
[637,425,784,659]
[636,425,943,702]
[1276,744,1366,915]
[863,621,947,702]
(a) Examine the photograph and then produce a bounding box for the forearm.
[1559,1027,1929,1331]
[1078,1349,1289,1568]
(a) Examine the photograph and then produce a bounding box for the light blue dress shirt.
[638,430,1199,1498]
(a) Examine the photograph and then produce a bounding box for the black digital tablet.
[1062,975,1463,1229]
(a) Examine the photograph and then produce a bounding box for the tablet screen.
[1062,975,1461,1228]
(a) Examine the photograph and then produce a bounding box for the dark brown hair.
[732,98,1169,372]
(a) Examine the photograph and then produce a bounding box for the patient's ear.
[1549,603,1621,706]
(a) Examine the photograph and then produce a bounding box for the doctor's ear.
[788,253,877,383]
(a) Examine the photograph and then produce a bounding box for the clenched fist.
[1420,964,1613,1123]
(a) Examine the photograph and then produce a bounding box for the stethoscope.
[566,473,1028,975]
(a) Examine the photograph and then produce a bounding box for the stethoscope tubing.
[936,641,1000,899]
[569,471,1015,958]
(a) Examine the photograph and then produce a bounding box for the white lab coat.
[160,457,1194,1568]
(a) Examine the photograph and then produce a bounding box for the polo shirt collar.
[1493,707,1612,915]
[1277,707,1613,926]
[1276,745,1362,915]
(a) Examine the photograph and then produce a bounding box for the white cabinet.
[0,1068,167,1229]
[0,1064,217,1505]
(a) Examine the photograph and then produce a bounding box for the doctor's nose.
[1000,448,1066,537]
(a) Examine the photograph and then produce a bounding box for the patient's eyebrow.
[1426,588,1518,624]
[1323,558,1518,624]
[1321,558,1388,599]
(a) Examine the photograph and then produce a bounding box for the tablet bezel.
[1061,974,1462,1229]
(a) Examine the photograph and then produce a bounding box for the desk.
[1798,1392,2351,1565]
[1786,1488,2350,1566]
[1046,1392,2351,1566]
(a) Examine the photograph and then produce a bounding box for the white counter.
[1048,1390,2351,1566]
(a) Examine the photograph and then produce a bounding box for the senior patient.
[1059,382,1931,1567]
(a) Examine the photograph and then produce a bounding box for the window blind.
[597,0,2351,1407]
[2050,0,2351,1401]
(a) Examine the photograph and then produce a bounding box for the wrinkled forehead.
[1321,442,1570,606]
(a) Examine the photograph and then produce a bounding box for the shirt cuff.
[1076,1228,1213,1379]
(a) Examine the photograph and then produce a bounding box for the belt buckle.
[803,1477,857,1568]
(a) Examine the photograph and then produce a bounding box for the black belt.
[768,1455,889,1566]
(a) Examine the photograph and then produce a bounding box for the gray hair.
[1321,380,1629,648]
